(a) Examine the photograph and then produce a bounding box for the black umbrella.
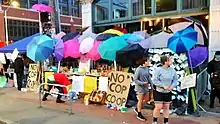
[61,32,79,42]
[96,33,118,41]
[116,44,148,67]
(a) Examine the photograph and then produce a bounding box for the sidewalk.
[0,88,220,124]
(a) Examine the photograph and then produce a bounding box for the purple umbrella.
[187,46,208,68]
[55,39,64,61]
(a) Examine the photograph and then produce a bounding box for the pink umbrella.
[32,4,53,13]
[54,32,66,40]
[64,39,81,58]
[86,40,101,61]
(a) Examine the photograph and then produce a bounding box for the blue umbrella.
[168,26,198,53]
[98,36,128,61]
[27,35,54,62]
[120,33,144,44]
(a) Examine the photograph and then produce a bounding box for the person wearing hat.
[207,51,220,108]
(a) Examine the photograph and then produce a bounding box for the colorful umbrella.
[62,32,79,42]
[187,46,208,68]
[96,33,118,41]
[168,26,198,53]
[55,39,64,61]
[169,22,205,45]
[98,36,128,61]
[116,44,148,67]
[54,32,66,40]
[120,34,144,44]
[79,37,95,54]
[103,29,124,36]
[87,40,101,61]
[79,32,97,43]
[32,4,53,13]
[64,39,81,58]
[27,35,54,62]
[113,26,128,34]
[133,31,150,39]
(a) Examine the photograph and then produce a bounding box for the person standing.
[14,54,24,91]
[133,56,153,121]
[152,55,178,124]
[207,51,220,108]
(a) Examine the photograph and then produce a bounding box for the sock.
[164,118,169,123]
[153,117,158,122]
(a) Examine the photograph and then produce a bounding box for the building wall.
[0,6,82,41]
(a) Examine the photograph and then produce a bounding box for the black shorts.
[153,90,172,104]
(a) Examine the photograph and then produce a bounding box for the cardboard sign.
[106,71,131,107]
[181,73,197,89]
[26,64,40,91]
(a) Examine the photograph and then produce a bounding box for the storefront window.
[59,0,69,15]
[112,0,128,19]
[72,0,82,17]
[30,0,38,8]
[132,0,143,16]
[42,0,49,5]
[156,0,177,13]
[145,0,151,14]
[95,0,109,21]
[182,0,208,9]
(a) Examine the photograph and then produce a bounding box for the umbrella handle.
[57,61,60,73]
[114,61,117,71]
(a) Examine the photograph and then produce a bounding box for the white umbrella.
[140,32,172,49]
[169,22,204,45]
[54,31,66,40]
[79,37,95,54]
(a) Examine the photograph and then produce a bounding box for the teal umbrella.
[27,35,55,62]
[98,36,128,61]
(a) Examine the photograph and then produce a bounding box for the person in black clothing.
[14,54,24,91]
[207,51,220,108]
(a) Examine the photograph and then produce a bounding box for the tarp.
[0,33,40,53]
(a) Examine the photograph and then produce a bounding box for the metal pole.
[38,12,42,34]
[5,11,8,45]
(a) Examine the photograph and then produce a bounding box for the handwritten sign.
[106,71,131,107]
[180,73,197,89]
[26,64,40,91]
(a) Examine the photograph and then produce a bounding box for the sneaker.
[42,97,47,101]
[56,99,65,103]
[133,108,138,115]
[137,113,146,121]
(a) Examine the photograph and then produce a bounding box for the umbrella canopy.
[55,39,64,61]
[169,22,204,45]
[87,40,101,61]
[116,44,148,67]
[32,4,53,13]
[98,36,128,61]
[78,32,97,43]
[61,32,79,42]
[133,31,150,39]
[120,34,144,44]
[54,32,66,40]
[113,26,128,33]
[103,29,124,36]
[64,39,81,58]
[187,46,208,68]
[140,32,172,49]
[27,35,54,62]
[96,33,118,41]
[79,37,95,54]
[168,26,198,53]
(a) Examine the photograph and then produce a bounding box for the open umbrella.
[32,4,53,13]
[140,32,172,49]
[187,46,208,68]
[27,35,54,62]
[87,40,101,61]
[116,44,148,67]
[98,36,128,61]
[103,29,124,36]
[96,33,118,41]
[79,37,95,54]
[169,22,205,45]
[64,39,81,58]
[62,32,79,42]
[54,32,66,40]
[133,31,150,39]
[168,26,198,53]
[55,39,64,61]
[120,34,144,44]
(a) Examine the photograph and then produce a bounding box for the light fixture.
[142,17,149,22]
[205,15,209,20]
[11,0,20,8]
[156,18,161,23]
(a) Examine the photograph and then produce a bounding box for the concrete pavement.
[0,88,220,124]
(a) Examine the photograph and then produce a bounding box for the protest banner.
[181,73,197,90]
[26,64,40,91]
[106,71,131,107]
